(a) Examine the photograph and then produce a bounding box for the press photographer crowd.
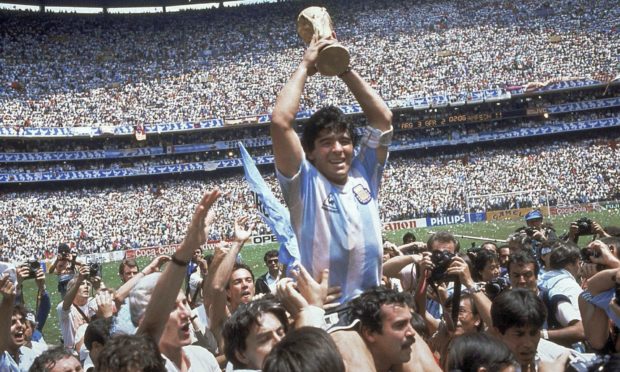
[1,0,619,370]
[3,208,620,372]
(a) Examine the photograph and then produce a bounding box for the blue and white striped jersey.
[277,144,385,303]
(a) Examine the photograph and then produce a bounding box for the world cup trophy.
[297,7,350,77]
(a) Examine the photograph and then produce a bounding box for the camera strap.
[451,277,461,330]
[72,303,90,324]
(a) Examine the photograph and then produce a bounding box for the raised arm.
[271,36,336,178]
[137,189,219,342]
[206,216,254,346]
[62,264,89,311]
[339,68,392,163]
[0,275,16,354]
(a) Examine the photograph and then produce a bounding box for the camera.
[574,217,594,236]
[524,227,536,237]
[88,262,101,278]
[580,247,599,263]
[58,244,72,260]
[429,250,455,282]
[21,260,40,280]
[484,277,510,300]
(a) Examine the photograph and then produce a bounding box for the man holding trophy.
[270,6,436,372]
[272,5,392,306]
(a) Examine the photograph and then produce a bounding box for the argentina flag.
[238,142,300,271]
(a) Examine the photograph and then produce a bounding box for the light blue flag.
[238,142,300,270]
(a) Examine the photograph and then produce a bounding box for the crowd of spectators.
[0,135,617,262]
[1,0,617,128]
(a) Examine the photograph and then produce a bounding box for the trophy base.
[316,44,350,77]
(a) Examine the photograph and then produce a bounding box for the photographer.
[15,262,50,346]
[523,209,557,243]
[47,243,77,298]
[59,263,99,352]
[565,217,611,245]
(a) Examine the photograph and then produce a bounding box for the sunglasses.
[267,259,279,264]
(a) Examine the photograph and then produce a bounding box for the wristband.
[170,253,189,267]
[541,329,549,340]
[467,283,483,294]
[362,126,394,149]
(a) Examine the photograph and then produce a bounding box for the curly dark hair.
[95,334,166,372]
[350,286,413,334]
[29,346,78,372]
[301,105,357,154]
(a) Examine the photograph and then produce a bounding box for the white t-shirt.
[163,345,219,372]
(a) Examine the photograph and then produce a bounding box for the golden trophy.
[297,6,350,77]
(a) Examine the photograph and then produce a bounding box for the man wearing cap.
[524,209,557,243]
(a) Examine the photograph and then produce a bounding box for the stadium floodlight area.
[465,189,551,223]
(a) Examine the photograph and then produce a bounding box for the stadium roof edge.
[0,0,247,8]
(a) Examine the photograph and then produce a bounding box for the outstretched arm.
[137,190,219,342]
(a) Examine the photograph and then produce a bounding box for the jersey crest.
[353,184,372,205]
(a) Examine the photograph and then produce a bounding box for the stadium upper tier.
[0,0,617,129]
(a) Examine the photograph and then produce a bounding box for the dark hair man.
[491,289,571,371]
[262,327,345,372]
[222,297,289,370]
[255,250,281,295]
[29,346,82,372]
[118,259,140,283]
[270,33,393,371]
[351,287,438,372]
[95,334,165,372]
[538,241,585,349]
[270,34,392,304]
[508,250,583,348]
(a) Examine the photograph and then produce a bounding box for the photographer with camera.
[48,243,77,298]
[565,217,611,245]
[59,263,99,352]
[577,237,620,352]
[524,210,557,242]
[15,261,51,348]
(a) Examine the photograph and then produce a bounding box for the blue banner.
[238,143,300,272]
